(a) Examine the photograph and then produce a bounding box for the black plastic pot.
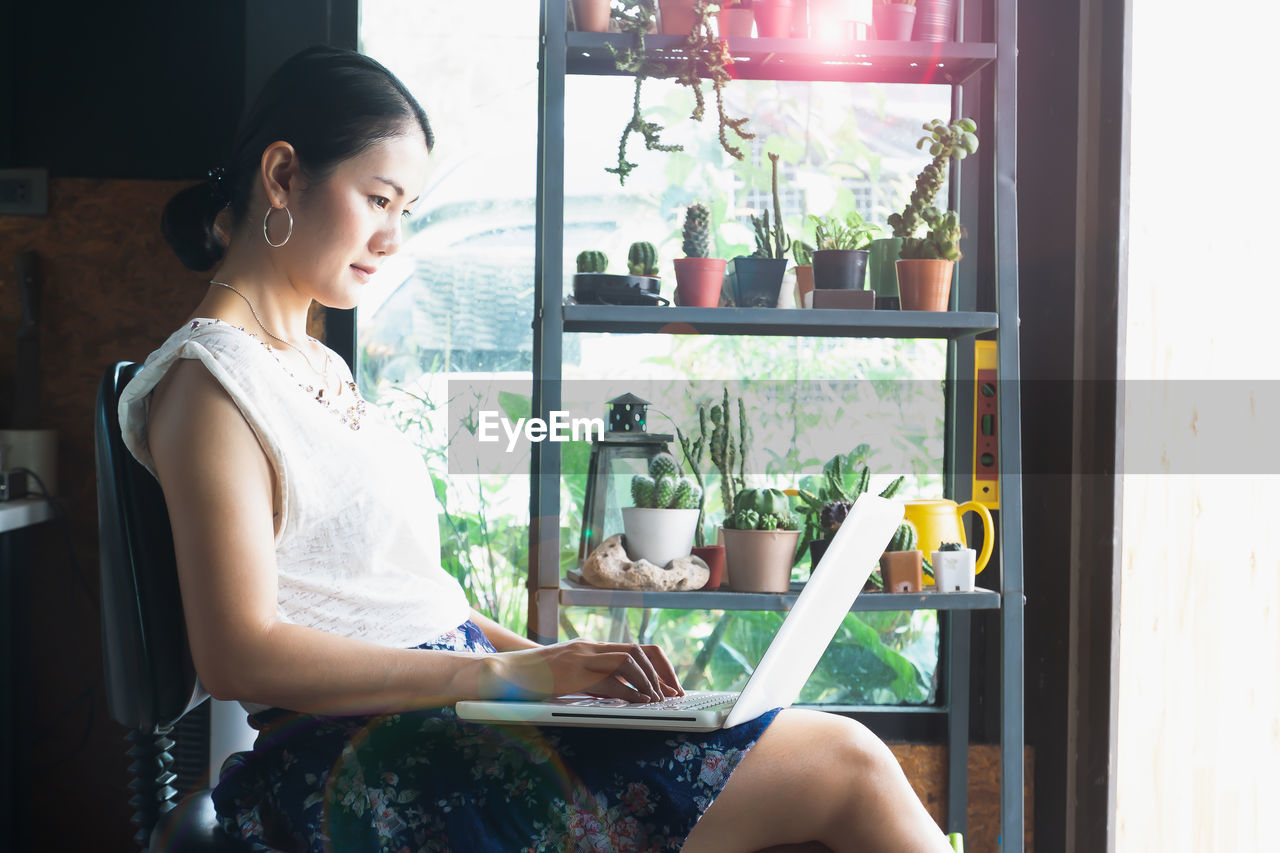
[809,537,831,567]
[812,249,869,291]
[573,273,667,306]
[730,257,788,307]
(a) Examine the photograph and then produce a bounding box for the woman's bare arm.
[468,609,540,651]
[146,360,678,715]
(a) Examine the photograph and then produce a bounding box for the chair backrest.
[94,361,207,733]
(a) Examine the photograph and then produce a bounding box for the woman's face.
[284,127,431,310]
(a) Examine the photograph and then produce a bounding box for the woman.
[123,46,951,852]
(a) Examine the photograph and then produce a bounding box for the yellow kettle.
[903,499,994,579]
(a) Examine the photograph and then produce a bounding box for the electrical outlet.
[0,168,49,215]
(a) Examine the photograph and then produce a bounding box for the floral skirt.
[212,621,780,852]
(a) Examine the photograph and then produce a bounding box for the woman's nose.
[372,218,402,256]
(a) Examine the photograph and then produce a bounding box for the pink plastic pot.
[753,0,794,38]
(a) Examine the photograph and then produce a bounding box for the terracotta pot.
[722,527,801,593]
[895,259,954,310]
[873,3,916,40]
[691,545,726,590]
[879,550,924,593]
[673,257,727,307]
[572,0,612,33]
[718,7,755,38]
[622,507,700,567]
[660,0,698,35]
[754,0,794,38]
[795,265,814,306]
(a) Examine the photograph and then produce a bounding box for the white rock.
[581,535,710,590]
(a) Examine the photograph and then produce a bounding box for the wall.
[0,177,215,849]
[1116,0,1280,849]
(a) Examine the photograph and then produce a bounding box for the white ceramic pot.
[622,507,700,567]
[932,548,976,591]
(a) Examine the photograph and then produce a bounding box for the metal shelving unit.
[563,304,998,337]
[532,1,1023,845]
[561,577,1002,612]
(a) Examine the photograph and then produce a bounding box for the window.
[359,1,951,706]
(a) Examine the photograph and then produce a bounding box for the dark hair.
[162,46,433,271]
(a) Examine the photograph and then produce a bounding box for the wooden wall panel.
[891,744,1035,852]
[0,177,213,850]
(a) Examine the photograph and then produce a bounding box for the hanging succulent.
[607,0,754,184]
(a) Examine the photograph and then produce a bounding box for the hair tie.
[207,166,230,208]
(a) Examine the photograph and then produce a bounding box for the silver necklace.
[208,280,332,384]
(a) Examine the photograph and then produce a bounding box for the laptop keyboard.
[633,691,737,711]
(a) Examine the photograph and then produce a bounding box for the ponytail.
[161,179,229,272]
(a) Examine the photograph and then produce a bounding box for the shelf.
[563,304,998,338]
[564,33,996,85]
[0,498,56,535]
[560,577,1001,612]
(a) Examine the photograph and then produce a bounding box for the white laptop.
[455,494,904,732]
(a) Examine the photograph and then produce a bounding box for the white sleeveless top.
[119,318,473,654]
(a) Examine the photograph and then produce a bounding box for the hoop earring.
[263,205,294,248]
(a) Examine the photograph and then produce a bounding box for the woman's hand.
[482,640,685,704]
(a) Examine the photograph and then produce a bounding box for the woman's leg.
[681,709,951,853]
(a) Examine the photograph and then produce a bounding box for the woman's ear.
[259,141,302,208]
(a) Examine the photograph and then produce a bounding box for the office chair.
[94,361,246,852]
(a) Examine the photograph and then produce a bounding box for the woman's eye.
[401,209,414,219]
[371,196,390,209]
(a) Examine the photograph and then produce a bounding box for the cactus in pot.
[674,202,727,307]
[623,452,703,568]
[720,487,802,594]
[577,250,608,273]
[932,540,976,592]
[628,241,659,276]
[682,203,711,258]
[880,520,924,593]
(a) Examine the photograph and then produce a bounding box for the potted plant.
[932,541,976,591]
[572,0,614,33]
[754,0,794,37]
[660,0,699,34]
[628,241,660,280]
[572,248,665,304]
[872,0,917,40]
[673,203,726,307]
[718,0,755,37]
[807,211,880,307]
[888,117,978,311]
[622,452,703,567]
[572,249,609,302]
[792,239,814,307]
[794,448,904,568]
[731,152,790,307]
[879,521,924,592]
[673,404,725,588]
[721,488,801,593]
[912,0,955,42]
